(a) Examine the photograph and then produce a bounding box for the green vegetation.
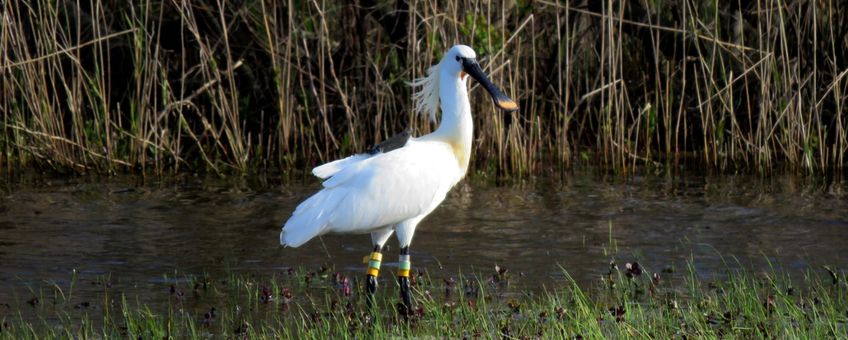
[1,261,846,338]
[2,1,848,175]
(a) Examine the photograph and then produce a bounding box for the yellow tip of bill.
[498,98,518,111]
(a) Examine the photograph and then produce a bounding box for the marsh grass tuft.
[2,1,847,176]
[1,261,846,338]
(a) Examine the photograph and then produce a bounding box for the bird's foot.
[365,274,378,309]
[397,257,413,319]
[395,248,414,319]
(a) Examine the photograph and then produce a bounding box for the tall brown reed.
[1,1,846,176]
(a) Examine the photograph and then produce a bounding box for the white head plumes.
[410,45,479,123]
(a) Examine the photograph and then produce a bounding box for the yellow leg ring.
[363,252,384,263]
[365,252,382,277]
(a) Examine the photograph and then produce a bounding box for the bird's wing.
[311,154,370,179]
[311,129,413,179]
[281,140,460,246]
[321,140,460,229]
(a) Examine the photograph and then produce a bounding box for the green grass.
[2,261,846,338]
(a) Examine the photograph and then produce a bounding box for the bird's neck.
[431,71,473,175]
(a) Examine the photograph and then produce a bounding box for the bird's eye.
[455,56,461,62]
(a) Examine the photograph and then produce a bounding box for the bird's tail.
[280,188,346,247]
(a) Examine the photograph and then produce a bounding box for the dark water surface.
[1,172,846,308]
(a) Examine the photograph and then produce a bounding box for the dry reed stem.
[1,0,846,175]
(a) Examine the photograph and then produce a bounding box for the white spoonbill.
[280,45,518,311]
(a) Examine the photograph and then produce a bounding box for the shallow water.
[0,172,846,309]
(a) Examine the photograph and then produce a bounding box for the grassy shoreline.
[3,1,848,176]
[1,261,845,338]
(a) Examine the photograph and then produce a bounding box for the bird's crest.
[410,63,440,123]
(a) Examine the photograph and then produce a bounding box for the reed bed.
[2,0,847,176]
[1,261,846,338]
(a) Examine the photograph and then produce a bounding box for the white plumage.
[280,139,460,247]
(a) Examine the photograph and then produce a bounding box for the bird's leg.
[365,245,383,309]
[394,219,419,317]
[397,246,412,316]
